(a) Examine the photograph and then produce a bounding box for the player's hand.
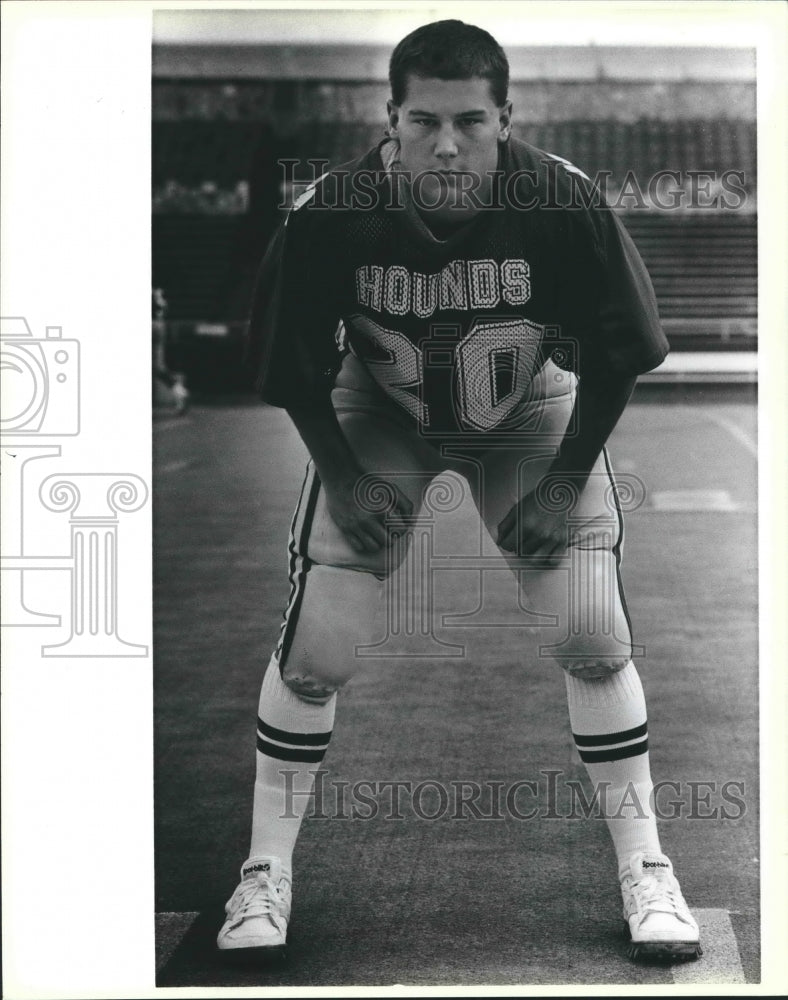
[496,489,569,565]
[323,473,413,554]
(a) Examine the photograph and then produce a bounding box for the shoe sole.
[624,923,702,962]
[217,943,287,964]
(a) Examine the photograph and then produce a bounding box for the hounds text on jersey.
[355,258,531,318]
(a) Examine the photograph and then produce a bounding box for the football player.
[217,19,701,964]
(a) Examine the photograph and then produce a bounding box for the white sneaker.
[620,851,701,961]
[217,856,291,959]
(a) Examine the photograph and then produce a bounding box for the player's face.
[388,75,512,221]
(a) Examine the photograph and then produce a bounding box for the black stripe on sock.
[573,721,648,747]
[256,735,327,763]
[577,738,648,764]
[257,717,332,747]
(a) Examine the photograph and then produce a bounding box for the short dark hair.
[389,19,509,107]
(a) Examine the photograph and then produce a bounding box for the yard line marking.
[158,459,192,475]
[703,411,758,459]
[154,415,193,432]
[671,908,745,985]
[649,489,749,512]
[156,911,199,974]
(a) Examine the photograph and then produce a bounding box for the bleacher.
[521,120,755,185]
[625,214,757,351]
[153,216,238,322]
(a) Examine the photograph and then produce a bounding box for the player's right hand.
[323,473,413,554]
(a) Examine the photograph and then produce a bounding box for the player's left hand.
[496,489,569,564]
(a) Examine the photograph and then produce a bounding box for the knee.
[281,663,343,703]
[544,620,632,678]
[555,655,630,679]
[282,673,338,703]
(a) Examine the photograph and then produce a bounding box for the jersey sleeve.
[557,178,669,379]
[245,196,345,408]
[589,207,669,376]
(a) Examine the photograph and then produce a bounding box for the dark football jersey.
[246,137,668,435]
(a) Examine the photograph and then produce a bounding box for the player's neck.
[417,209,477,241]
[402,186,483,244]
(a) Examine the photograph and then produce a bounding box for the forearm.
[285,399,361,489]
[549,371,637,487]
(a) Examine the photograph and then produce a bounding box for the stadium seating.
[624,214,757,350]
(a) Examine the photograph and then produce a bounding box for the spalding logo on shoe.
[243,862,271,877]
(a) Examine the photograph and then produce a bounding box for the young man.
[217,20,701,964]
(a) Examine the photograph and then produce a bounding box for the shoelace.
[228,876,280,927]
[629,875,687,921]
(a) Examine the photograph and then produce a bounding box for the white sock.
[250,655,336,873]
[564,662,662,876]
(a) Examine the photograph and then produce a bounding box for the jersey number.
[348,314,544,430]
